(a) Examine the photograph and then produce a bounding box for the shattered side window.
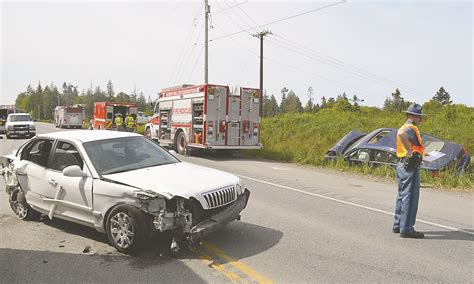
[51,141,84,171]
[21,139,54,168]
[368,130,392,145]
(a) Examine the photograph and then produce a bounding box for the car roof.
[38,130,141,143]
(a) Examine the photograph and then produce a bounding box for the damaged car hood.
[102,162,239,199]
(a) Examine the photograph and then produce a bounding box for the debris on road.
[82,246,92,253]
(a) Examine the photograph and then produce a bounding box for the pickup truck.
[5,113,36,139]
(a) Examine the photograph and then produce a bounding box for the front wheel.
[9,189,41,221]
[106,205,151,254]
[176,131,187,155]
[145,127,152,139]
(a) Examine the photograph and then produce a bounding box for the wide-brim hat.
[403,103,427,116]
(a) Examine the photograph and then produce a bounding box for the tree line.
[14,81,455,121]
[262,86,455,117]
[14,80,152,120]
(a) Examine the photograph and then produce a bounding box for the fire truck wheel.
[145,127,151,139]
[176,131,187,155]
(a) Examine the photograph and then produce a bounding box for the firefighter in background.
[392,103,426,239]
[125,113,136,132]
[114,113,123,131]
[88,118,94,130]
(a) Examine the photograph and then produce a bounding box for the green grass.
[249,106,474,190]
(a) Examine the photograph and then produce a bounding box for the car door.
[16,138,55,211]
[46,140,94,225]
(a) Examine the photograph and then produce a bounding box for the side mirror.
[63,165,86,177]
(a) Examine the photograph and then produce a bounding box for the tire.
[9,189,41,221]
[176,131,187,155]
[145,127,152,139]
[106,205,151,254]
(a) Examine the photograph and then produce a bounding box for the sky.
[1,0,472,107]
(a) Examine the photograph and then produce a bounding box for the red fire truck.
[54,105,85,129]
[93,102,137,130]
[145,84,263,154]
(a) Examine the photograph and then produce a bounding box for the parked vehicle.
[325,128,471,174]
[5,113,36,139]
[136,111,151,125]
[93,102,137,130]
[0,130,250,254]
[0,105,16,134]
[145,84,263,154]
[54,105,84,129]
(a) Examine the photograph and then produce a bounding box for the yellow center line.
[203,242,273,284]
[198,251,241,282]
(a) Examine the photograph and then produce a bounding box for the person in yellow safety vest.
[114,113,123,131]
[392,103,426,239]
[125,113,135,132]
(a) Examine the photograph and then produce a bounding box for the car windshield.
[9,114,32,122]
[423,134,445,153]
[83,136,180,175]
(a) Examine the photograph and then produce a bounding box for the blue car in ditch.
[325,128,471,174]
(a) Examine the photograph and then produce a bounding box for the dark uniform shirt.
[405,119,421,146]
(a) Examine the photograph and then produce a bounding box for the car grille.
[202,186,236,209]
[14,125,29,130]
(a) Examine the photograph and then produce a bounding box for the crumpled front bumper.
[187,189,250,243]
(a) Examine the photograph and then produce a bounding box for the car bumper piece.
[187,189,250,243]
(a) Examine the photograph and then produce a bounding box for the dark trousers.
[393,162,420,234]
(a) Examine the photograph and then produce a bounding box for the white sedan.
[1,130,249,254]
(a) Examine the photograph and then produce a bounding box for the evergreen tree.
[107,80,115,99]
[383,88,410,112]
[327,97,336,108]
[320,96,327,109]
[281,90,302,113]
[305,87,314,112]
[304,98,314,113]
[432,86,452,105]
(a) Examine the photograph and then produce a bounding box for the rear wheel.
[9,189,41,221]
[106,205,151,254]
[176,131,187,155]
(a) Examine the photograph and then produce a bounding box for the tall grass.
[251,106,474,190]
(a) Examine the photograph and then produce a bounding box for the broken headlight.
[133,190,166,213]
[236,178,243,195]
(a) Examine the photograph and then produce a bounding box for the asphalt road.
[1,123,473,283]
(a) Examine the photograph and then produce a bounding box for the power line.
[231,0,259,27]
[210,0,346,42]
[221,0,254,30]
[176,22,205,84]
[266,37,425,97]
[214,0,249,33]
[273,34,428,96]
[169,1,204,85]
[212,0,248,15]
[264,55,382,99]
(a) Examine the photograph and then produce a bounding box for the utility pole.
[252,30,272,115]
[204,0,210,84]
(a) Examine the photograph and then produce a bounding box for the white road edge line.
[238,174,474,236]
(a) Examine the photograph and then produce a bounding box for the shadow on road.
[0,247,207,283]
[38,215,283,263]
[185,149,262,162]
[423,230,474,241]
